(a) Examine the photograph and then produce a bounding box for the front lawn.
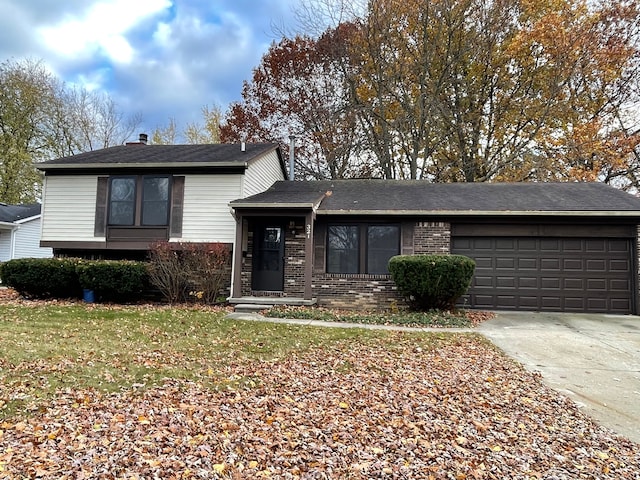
[0,301,638,478]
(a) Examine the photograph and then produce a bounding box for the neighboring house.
[229,180,640,314]
[0,203,53,262]
[36,137,286,259]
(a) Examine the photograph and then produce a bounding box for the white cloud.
[38,0,172,64]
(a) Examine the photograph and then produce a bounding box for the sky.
[0,0,300,138]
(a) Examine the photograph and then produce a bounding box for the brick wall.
[414,221,450,254]
[312,221,452,310]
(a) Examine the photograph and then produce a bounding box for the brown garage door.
[451,236,634,313]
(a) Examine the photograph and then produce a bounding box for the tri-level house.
[36,136,286,259]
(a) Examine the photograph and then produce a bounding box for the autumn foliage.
[147,241,231,304]
[223,0,640,189]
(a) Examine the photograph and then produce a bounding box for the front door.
[252,224,285,291]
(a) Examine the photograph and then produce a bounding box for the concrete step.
[233,303,273,313]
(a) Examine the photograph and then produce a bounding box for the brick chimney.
[126,133,148,146]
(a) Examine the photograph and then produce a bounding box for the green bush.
[388,254,475,310]
[0,257,83,299]
[76,260,149,302]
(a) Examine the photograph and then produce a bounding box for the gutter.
[315,209,640,217]
[35,161,249,171]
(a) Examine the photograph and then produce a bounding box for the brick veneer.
[241,220,453,309]
[312,221,452,310]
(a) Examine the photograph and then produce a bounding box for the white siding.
[0,229,11,262]
[41,175,101,241]
[13,218,53,258]
[243,150,285,197]
[179,174,243,243]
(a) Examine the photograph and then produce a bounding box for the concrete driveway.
[478,312,640,443]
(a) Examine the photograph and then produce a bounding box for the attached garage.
[452,224,636,313]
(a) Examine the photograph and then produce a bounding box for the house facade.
[0,204,53,262]
[36,139,286,259]
[229,180,640,314]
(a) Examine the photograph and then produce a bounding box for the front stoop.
[229,296,317,313]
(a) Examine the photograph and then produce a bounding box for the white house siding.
[41,175,101,242]
[242,150,285,197]
[13,218,53,258]
[0,229,12,262]
[179,174,243,243]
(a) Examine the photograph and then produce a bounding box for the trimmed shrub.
[0,257,83,299]
[76,260,149,302]
[388,254,475,310]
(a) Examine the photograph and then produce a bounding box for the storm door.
[252,224,285,291]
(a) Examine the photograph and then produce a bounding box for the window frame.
[107,174,172,227]
[326,222,400,275]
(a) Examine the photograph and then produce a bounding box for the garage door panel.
[517,258,537,269]
[609,239,630,252]
[610,279,631,291]
[495,238,516,250]
[610,260,631,272]
[496,257,515,269]
[540,239,560,251]
[585,259,606,271]
[474,276,494,287]
[452,236,633,314]
[562,239,583,251]
[563,258,584,270]
[518,277,538,288]
[586,239,606,251]
[541,277,561,289]
[540,258,561,270]
[563,278,584,290]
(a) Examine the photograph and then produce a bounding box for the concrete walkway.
[477,312,640,443]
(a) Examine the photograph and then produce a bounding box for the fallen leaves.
[0,334,638,478]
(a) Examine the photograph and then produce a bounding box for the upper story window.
[327,223,400,274]
[108,175,170,226]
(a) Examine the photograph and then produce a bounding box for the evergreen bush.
[0,257,83,299]
[388,254,475,310]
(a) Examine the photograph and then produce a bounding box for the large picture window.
[108,175,170,226]
[327,224,400,274]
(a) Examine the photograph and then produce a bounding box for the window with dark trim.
[327,224,400,274]
[108,175,170,226]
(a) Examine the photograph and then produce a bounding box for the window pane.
[327,225,359,273]
[142,177,169,225]
[108,178,135,225]
[367,225,399,274]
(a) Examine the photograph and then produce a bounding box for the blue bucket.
[82,289,95,303]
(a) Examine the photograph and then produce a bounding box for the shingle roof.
[36,143,281,170]
[230,180,640,215]
[0,203,41,223]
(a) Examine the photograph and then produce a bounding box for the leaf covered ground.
[0,293,638,478]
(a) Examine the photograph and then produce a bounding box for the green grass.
[263,305,473,327]
[0,303,449,419]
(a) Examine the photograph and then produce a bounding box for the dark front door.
[252,224,285,291]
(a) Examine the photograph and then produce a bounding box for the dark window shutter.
[313,222,327,273]
[401,222,414,255]
[170,176,185,237]
[94,176,108,236]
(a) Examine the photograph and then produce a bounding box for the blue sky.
[0,0,299,137]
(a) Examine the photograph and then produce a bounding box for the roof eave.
[231,202,317,210]
[36,161,249,171]
[317,209,640,216]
